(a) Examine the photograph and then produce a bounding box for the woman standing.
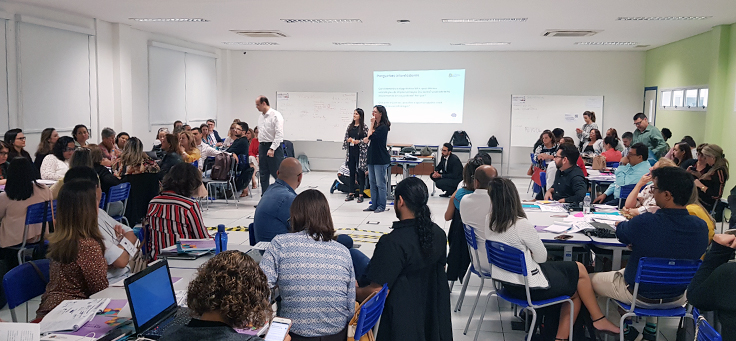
[575,111,598,151]
[694,144,729,212]
[40,136,75,181]
[36,180,108,319]
[260,190,354,340]
[4,129,33,164]
[34,128,59,171]
[72,124,90,148]
[363,105,391,213]
[672,142,694,168]
[343,108,369,203]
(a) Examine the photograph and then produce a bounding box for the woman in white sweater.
[40,136,75,180]
[485,178,619,340]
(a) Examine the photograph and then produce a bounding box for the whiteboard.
[276,92,358,142]
[510,95,604,147]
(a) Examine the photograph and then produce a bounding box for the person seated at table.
[34,128,59,172]
[36,180,108,319]
[485,178,620,340]
[590,166,709,340]
[693,144,729,213]
[72,124,90,148]
[50,147,94,199]
[685,143,709,178]
[40,136,75,181]
[226,122,254,197]
[112,137,160,177]
[179,131,202,164]
[668,141,694,169]
[561,137,587,177]
[161,250,277,341]
[583,129,604,154]
[356,177,452,341]
[191,127,221,171]
[0,141,10,186]
[0,157,53,268]
[4,129,33,165]
[89,144,122,194]
[552,128,565,143]
[600,136,622,163]
[158,133,184,181]
[458,165,498,273]
[593,143,650,207]
[544,143,586,204]
[146,163,210,260]
[687,233,736,341]
[253,158,302,243]
[432,143,463,197]
[681,135,697,157]
[621,131,633,158]
[661,127,673,153]
[63,166,138,282]
[605,128,625,152]
[115,132,129,152]
[533,130,558,169]
[260,189,354,341]
[99,127,119,165]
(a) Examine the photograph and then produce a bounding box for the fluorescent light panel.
[575,42,638,45]
[333,42,391,46]
[281,19,361,24]
[223,42,279,45]
[617,16,711,21]
[451,42,511,46]
[442,18,527,23]
[130,18,208,22]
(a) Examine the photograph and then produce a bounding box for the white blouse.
[485,218,550,289]
[40,155,69,180]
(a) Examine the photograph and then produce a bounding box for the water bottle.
[175,235,183,253]
[215,224,228,254]
[583,193,591,215]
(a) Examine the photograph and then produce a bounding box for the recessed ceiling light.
[575,42,638,46]
[617,16,711,21]
[442,18,527,23]
[281,19,362,24]
[223,42,279,46]
[130,18,209,22]
[450,42,511,46]
[333,42,391,46]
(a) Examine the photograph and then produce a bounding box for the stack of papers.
[40,298,111,334]
[0,323,39,341]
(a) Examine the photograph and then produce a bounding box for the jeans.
[335,235,371,279]
[259,142,285,194]
[367,163,389,210]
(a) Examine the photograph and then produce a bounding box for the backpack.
[210,154,233,180]
[400,146,416,155]
[282,140,295,158]
[420,146,432,156]
[450,130,471,146]
[487,135,499,147]
[297,154,311,172]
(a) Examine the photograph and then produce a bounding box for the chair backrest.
[354,283,389,339]
[693,308,722,341]
[99,192,106,209]
[529,153,535,164]
[540,171,547,188]
[191,160,198,168]
[3,259,50,310]
[606,162,620,168]
[485,241,527,276]
[107,182,132,204]
[123,172,161,226]
[462,224,478,250]
[619,183,637,199]
[634,257,701,287]
[24,201,54,225]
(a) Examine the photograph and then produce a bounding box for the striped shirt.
[146,191,211,260]
[260,232,355,337]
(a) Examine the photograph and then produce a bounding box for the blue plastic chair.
[106,182,132,225]
[3,259,50,322]
[99,192,106,209]
[354,283,389,340]
[476,241,574,341]
[605,257,701,341]
[617,183,638,207]
[454,225,493,335]
[14,201,55,265]
[606,162,620,168]
[693,308,722,341]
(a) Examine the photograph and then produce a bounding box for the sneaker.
[641,324,657,341]
[363,207,376,212]
[330,180,339,194]
[374,208,385,213]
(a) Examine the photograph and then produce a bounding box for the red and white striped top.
[146,191,211,260]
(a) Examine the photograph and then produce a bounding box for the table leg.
[403,164,410,179]
[386,165,394,201]
[612,249,622,270]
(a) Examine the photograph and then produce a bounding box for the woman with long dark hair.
[158,134,183,180]
[72,124,90,148]
[357,177,451,341]
[362,105,391,213]
[672,141,694,168]
[0,142,10,185]
[694,144,729,212]
[575,111,598,151]
[342,108,369,203]
[40,136,75,181]
[112,137,160,177]
[34,128,59,171]
[4,129,32,164]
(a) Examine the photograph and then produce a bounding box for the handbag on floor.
[347,291,378,341]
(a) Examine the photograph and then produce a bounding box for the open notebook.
[39,298,111,334]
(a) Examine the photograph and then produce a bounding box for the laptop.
[124,259,189,339]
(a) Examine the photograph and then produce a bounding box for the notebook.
[39,298,111,334]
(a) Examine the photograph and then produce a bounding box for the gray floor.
[1,171,682,340]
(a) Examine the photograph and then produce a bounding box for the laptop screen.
[127,263,176,327]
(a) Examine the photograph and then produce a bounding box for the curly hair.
[187,250,272,329]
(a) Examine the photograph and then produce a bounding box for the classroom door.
[643,87,658,125]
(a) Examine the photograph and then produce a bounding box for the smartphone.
[555,234,573,241]
[265,317,292,341]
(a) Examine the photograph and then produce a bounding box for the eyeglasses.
[64,147,76,152]
[553,155,563,159]
[15,137,26,141]
[633,120,644,126]
[0,152,7,156]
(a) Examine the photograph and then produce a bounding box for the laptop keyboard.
[143,308,191,338]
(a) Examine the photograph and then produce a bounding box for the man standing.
[594,143,650,207]
[459,165,498,272]
[253,157,302,243]
[632,113,667,162]
[621,131,633,158]
[431,143,463,197]
[256,96,285,194]
[544,144,587,204]
[191,127,221,170]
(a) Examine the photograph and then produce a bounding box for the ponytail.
[394,177,434,257]
[415,204,433,257]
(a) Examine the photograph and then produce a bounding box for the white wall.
[226,51,646,174]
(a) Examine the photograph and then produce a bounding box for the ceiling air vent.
[231,30,288,38]
[543,30,600,37]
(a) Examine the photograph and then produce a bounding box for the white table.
[588,236,629,270]
[165,243,252,269]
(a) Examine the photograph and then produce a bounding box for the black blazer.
[213,130,224,143]
[435,153,463,180]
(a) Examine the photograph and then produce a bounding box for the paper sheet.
[0,323,40,341]
[543,224,572,233]
[39,298,111,334]
[538,204,567,213]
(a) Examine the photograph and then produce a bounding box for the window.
[660,86,708,111]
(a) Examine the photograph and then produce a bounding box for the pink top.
[0,184,53,247]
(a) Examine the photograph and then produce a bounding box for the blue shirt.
[616,208,708,298]
[253,179,296,243]
[604,161,650,198]
[260,232,355,337]
[454,187,473,209]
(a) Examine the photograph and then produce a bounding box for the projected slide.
[373,69,465,123]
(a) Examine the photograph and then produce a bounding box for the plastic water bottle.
[175,235,183,253]
[215,224,228,254]
[583,193,591,215]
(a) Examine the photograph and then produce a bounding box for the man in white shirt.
[459,165,497,273]
[256,95,285,194]
[192,127,221,171]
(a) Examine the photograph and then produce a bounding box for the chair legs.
[475,294,574,341]
[454,269,472,312]
[463,278,487,335]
